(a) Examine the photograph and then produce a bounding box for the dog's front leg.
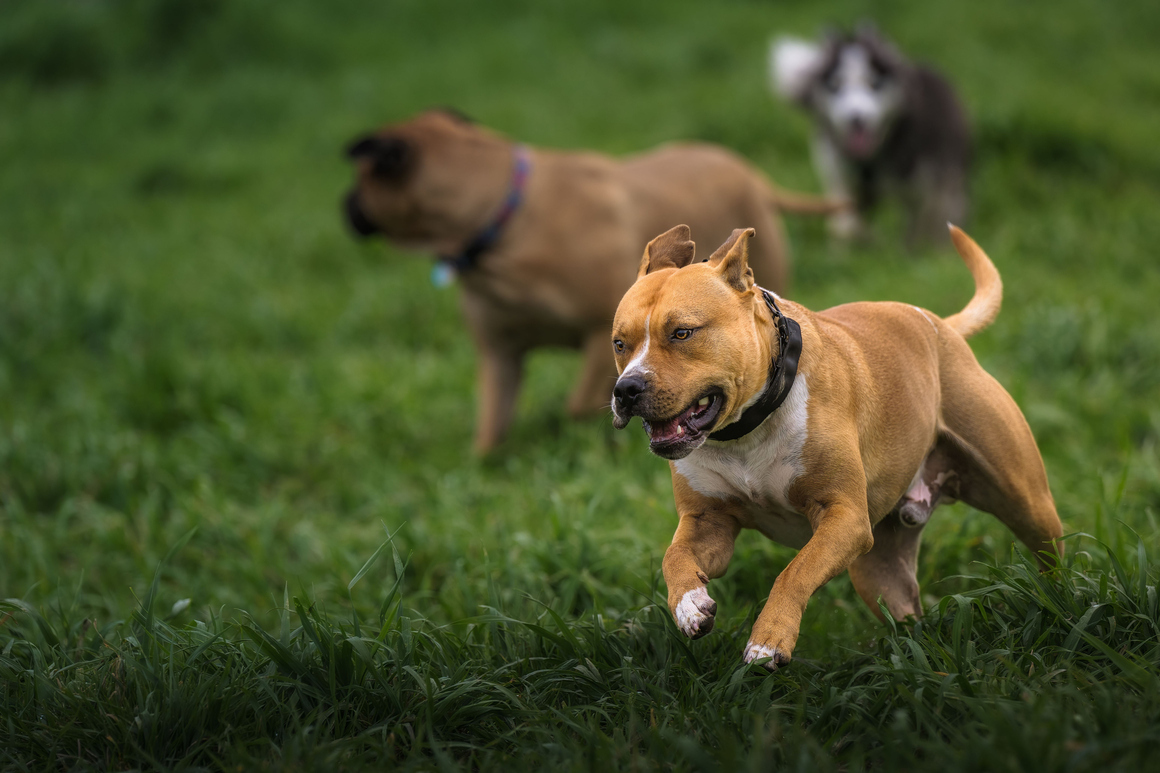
[811,133,866,241]
[473,345,525,454]
[745,494,873,669]
[662,492,742,640]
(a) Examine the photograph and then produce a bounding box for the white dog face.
[771,32,906,160]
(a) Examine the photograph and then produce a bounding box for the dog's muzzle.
[344,190,380,237]
[611,374,647,429]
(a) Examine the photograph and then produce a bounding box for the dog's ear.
[370,137,415,182]
[637,225,696,278]
[346,134,416,184]
[709,228,756,292]
[770,36,825,103]
[855,22,906,67]
[346,135,379,159]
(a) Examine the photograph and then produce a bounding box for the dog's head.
[771,25,908,160]
[342,109,510,249]
[610,226,777,459]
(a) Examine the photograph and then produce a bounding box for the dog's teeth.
[677,425,684,436]
[698,397,709,407]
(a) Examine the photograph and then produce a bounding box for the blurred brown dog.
[344,109,842,452]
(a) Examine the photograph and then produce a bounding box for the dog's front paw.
[674,587,717,639]
[742,641,792,671]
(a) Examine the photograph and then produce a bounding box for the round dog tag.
[431,263,456,287]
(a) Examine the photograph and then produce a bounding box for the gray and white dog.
[771,27,971,245]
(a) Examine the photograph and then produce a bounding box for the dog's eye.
[672,328,693,341]
[613,339,625,353]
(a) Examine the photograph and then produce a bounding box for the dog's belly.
[742,501,813,549]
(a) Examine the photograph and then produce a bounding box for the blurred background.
[1,0,1158,638]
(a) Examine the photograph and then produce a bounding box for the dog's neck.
[710,289,802,442]
[431,143,531,282]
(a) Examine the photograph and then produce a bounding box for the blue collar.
[433,146,532,285]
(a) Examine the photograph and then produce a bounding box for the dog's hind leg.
[568,329,619,419]
[939,343,1063,568]
[848,509,924,621]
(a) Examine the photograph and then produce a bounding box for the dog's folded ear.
[638,224,696,278]
[709,228,756,291]
[346,135,380,159]
[770,37,825,103]
[346,134,416,183]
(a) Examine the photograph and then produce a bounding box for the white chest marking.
[674,377,811,542]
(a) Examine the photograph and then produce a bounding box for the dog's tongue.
[648,416,683,443]
[847,129,874,158]
[646,404,696,444]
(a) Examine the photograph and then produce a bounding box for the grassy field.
[2,0,1160,769]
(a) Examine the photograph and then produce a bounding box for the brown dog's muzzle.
[344,190,379,237]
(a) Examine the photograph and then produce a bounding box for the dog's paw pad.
[743,641,790,671]
[675,587,717,639]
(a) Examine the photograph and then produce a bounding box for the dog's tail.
[765,184,850,216]
[944,225,1003,339]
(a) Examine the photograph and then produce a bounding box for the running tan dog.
[344,109,841,452]
[610,224,1062,669]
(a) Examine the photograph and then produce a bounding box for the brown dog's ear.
[346,134,416,183]
[709,228,756,291]
[637,225,696,278]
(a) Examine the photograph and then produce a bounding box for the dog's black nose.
[614,374,648,410]
[344,190,379,237]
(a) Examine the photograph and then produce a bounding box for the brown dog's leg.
[939,347,1063,568]
[473,346,524,453]
[664,481,743,640]
[567,330,619,419]
[745,491,874,669]
[848,509,924,621]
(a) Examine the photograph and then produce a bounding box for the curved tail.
[765,183,850,216]
[944,225,1003,339]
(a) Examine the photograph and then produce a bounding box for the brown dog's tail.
[765,183,849,215]
[945,225,1003,339]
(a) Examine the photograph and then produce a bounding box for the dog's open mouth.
[845,127,877,159]
[642,391,723,458]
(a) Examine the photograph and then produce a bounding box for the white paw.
[674,587,717,639]
[743,641,786,670]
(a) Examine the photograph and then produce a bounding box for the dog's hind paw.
[743,642,791,671]
[674,587,717,639]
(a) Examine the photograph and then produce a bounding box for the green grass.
[2,0,1159,769]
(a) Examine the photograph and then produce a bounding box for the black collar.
[708,289,803,442]
[433,145,531,285]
